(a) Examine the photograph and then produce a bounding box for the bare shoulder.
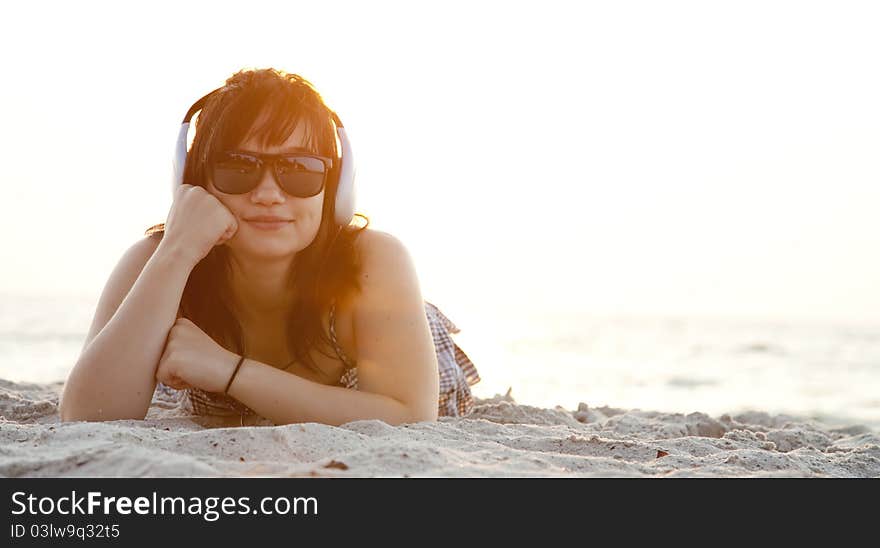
[354,227,404,253]
[346,230,436,419]
[350,228,423,314]
[353,229,417,282]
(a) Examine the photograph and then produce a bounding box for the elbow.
[57,386,94,422]
[58,401,89,423]
[417,408,439,424]
[59,408,147,423]
[58,396,146,423]
[58,388,82,422]
[58,401,73,422]
[59,409,89,423]
[57,401,97,423]
[58,373,150,423]
[398,403,438,425]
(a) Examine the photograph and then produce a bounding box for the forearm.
[227,359,419,426]
[60,245,194,421]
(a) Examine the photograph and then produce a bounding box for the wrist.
[224,355,247,395]
[155,239,201,271]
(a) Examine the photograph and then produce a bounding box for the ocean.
[2,293,878,430]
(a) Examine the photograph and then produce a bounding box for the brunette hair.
[145,68,369,383]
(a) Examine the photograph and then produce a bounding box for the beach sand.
[1,378,878,477]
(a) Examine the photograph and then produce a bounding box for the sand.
[1,378,878,477]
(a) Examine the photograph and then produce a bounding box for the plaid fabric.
[336,301,481,417]
[164,300,481,420]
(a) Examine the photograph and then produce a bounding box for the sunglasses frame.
[209,149,335,197]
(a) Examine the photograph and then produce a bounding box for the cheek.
[300,197,325,233]
[296,190,323,220]
[295,197,324,241]
[306,195,325,219]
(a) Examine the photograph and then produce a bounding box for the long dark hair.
[146,68,369,383]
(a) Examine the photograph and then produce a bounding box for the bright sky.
[1,0,879,325]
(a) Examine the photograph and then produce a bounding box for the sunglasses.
[209,150,333,197]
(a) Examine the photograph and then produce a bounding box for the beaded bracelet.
[224,355,246,395]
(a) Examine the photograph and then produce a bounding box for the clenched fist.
[157,317,241,393]
[158,184,239,268]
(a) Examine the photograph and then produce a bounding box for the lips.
[244,215,293,232]
[245,216,293,222]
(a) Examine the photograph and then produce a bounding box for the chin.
[233,239,303,258]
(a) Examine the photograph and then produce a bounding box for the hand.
[159,184,239,267]
[157,317,241,393]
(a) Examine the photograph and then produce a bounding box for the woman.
[59,68,480,427]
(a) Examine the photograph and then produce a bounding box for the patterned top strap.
[328,299,356,370]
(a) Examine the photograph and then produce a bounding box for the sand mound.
[1,379,877,477]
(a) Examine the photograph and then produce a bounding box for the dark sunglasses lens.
[276,156,326,197]
[212,153,261,194]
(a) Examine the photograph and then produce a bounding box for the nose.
[249,162,286,204]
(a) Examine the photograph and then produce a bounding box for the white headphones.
[172,89,356,227]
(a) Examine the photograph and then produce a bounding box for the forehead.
[236,114,313,155]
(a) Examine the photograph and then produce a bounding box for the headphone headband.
[171,88,356,227]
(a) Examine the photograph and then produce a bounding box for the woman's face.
[206,119,326,261]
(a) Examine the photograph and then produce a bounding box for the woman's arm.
[154,315,427,426]
[230,231,439,426]
[149,230,438,426]
[59,236,196,422]
[68,184,237,421]
[227,359,418,426]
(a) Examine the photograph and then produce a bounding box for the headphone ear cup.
[334,126,356,226]
[172,122,191,194]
